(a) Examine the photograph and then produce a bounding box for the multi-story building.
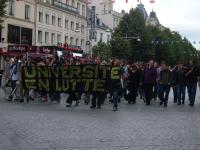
[1,0,36,50]
[88,0,124,30]
[36,0,87,51]
[0,0,87,52]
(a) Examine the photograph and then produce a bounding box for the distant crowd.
[1,52,200,111]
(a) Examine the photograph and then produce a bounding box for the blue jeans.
[112,89,119,108]
[159,84,171,105]
[187,83,197,105]
[176,85,186,104]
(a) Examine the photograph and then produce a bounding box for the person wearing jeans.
[158,62,172,107]
[173,63,186,105]
[111,59,122,111]
[185,61,200,106]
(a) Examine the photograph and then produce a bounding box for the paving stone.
[0,89,200,150]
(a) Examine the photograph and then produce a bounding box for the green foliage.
[92,42,112,61]
[0,0,6,29]
[111,9,200,65]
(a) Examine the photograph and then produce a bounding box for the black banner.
[21,65,121,93]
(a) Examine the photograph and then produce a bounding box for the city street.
[0,90,200,150]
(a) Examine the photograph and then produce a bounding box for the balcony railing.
[52,0,78,14]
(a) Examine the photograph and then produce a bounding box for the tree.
[111,8,199,64]
[110,33,132,59]
[0,0,6,30]
[92,42,112,61]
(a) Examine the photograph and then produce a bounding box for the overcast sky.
[113,0,200,49]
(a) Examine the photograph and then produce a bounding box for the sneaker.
[90,105,96,109]
[189,104,194,107]
[113,107,118,111]
[160,101,163,106]
[52,101,58,104]
[75,101,79,106]
[66,104,71,107]
[8,96,12,101]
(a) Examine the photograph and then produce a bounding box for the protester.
[126,65,140,104]
[173,62,187,105]
[2,52,200,111]
[8,58,20,101]
[111,59,122,111]
[141,60,157,105]
[185,60,200,106]
[1,57,11,96]
[158,62,172,107]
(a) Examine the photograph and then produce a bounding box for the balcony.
[52,0,78,14]
[38,0,78,14]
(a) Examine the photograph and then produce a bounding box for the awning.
[0,51,26,58]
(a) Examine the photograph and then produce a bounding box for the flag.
[87,0,92,4]
[150,0,155,3]
[100,0,103,5]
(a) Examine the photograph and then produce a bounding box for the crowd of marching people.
[1,51,200,111]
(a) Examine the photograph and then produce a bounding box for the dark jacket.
[173,69,186,86]
[128,70,141,90]
[142,67,157,84]
[159,69,172,85]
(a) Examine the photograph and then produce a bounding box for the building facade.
[0,0,88,52]
[1,0,36,51]
[87,0,123,30]
[36,0,87,51]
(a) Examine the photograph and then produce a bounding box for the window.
[81,25,84,33]
[65,19,68,29]
[8,25,20,44]
[51,33,55,44]
[57,34,61,44]
[52,15,56,25]
[77,3,80,14]
[38,30,42,43]
[71,21,74,30]
[8,25,32,45]
[72,0,75,7]
[70,37,74,45]
[58,18,62,27]
[82,5,85,16]
[39,11,43,22]
[21,27,32,45]
[25,5,31,20]
[100,33,103,42]
[76,23,79,30]
[107,35,110,42]
[75,38,79,46]
[45,32,49,44]
[81,39,84,47]
[46,14,49,24]
[8,1,14,16]
[65,36,68,43]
